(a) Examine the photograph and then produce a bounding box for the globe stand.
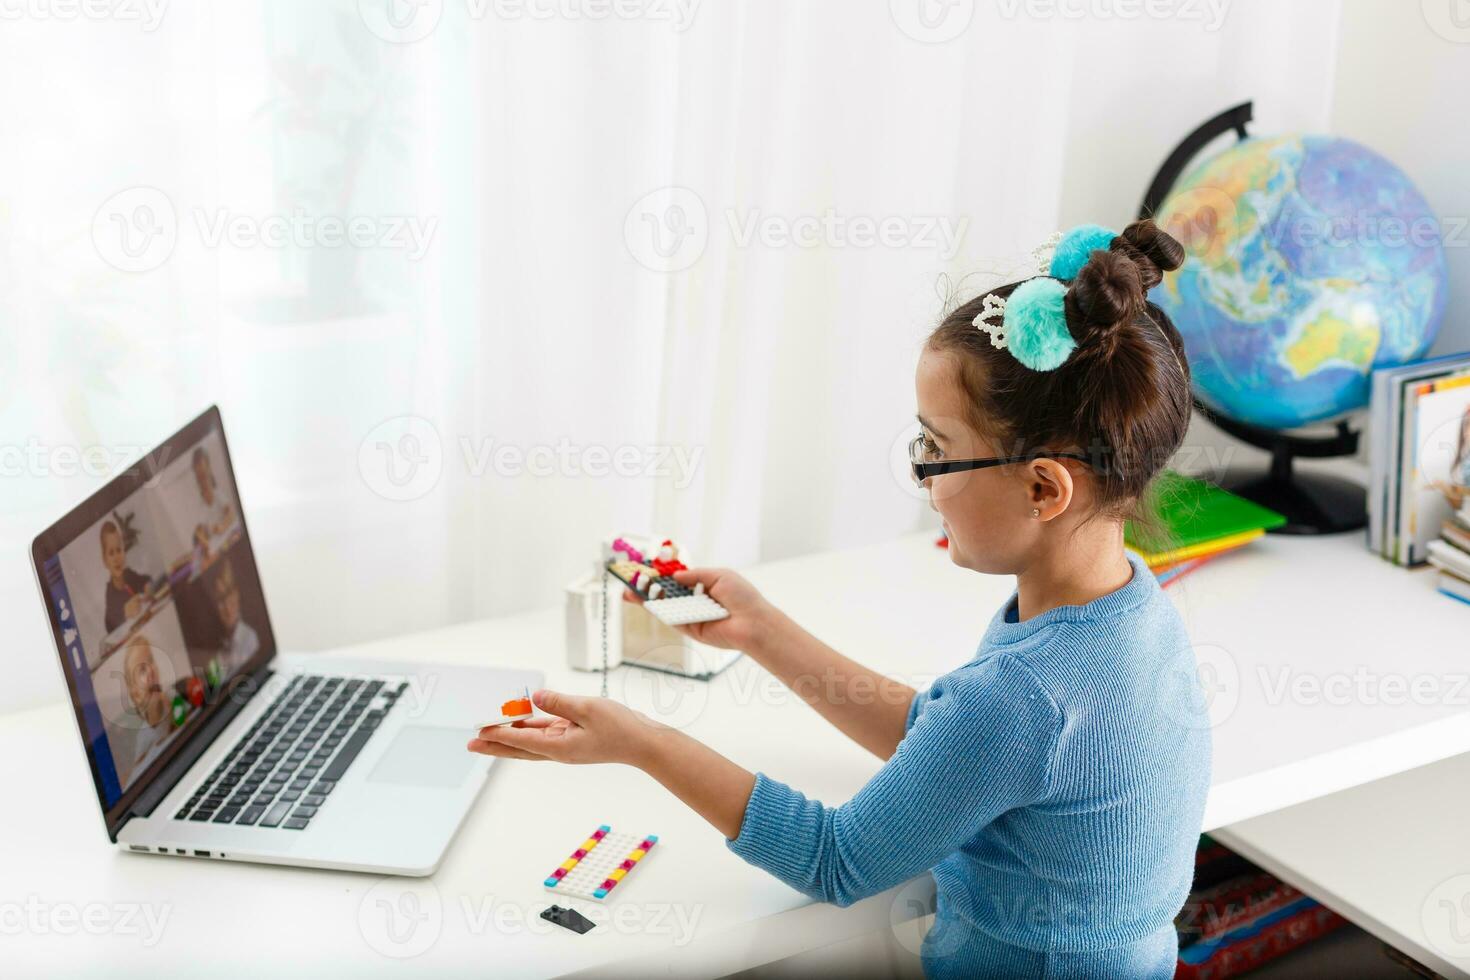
[1199,403,1366,535]
[1141,100,1367,536]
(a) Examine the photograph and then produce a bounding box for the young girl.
[469,219,1211,978]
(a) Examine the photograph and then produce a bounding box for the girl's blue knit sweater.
[728,553,1211,978]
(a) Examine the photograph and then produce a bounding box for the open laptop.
[31,405,540,875]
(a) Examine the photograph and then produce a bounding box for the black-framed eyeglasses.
[908,434,1093,484]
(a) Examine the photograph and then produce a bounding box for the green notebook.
[1125,471,1287,554]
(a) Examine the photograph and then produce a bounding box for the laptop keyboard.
[173,673,405,830]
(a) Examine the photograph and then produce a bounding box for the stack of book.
[1126,472,1286,588]
[1369,353,1470,567]
[1429,507,1470,605]
[1176,835,1346,979]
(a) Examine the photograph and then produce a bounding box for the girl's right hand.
[623,567,777,652]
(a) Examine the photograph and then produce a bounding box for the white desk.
[1215,753,1470,979]
[2,530,1466,975]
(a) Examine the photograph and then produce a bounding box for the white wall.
[1057,0,1341,231]
[1330,0,1470,357]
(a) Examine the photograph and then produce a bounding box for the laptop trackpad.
[367,726,478,788]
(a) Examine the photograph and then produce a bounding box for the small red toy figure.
[649,539,686,577]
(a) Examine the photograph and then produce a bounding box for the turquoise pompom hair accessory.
[971,278,1076,372]
[970,223,1128,371]
[1047,223,1117,280]
[1005,279,1075,371]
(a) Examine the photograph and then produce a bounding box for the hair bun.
[1067,249,1143,348]
[1112,219,1184,290]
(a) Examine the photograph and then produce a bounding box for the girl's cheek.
[928,480,958,513]
[929,480,970,530]
[929,470,978,508]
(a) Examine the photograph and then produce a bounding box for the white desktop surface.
[2,530,1466,975]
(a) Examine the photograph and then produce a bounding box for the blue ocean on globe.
[1154,135,1448,430]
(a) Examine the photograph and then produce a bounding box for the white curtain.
[453,2,1082,621]
[0,0,1340,711]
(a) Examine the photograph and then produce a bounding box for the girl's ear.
[1026,458,1075,521]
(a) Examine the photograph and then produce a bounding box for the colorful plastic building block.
[605,560,729,627]
[610,538,644,564]
[640,594,725,627]
[543,824,659,902]
[483,687,534,728]
[541,904,596,934]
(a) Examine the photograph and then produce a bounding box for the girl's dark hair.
[926,219,1191,519]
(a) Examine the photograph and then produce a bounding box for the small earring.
[1031,508,1041,518]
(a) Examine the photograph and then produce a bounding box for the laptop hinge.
[121,667,275,830]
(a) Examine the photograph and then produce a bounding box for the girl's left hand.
[467,689,659,766]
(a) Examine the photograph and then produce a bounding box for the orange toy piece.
[501,695,533,717]
[483,688,535,728]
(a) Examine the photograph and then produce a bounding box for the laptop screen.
[31,406,275,834]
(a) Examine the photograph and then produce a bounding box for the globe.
[1153,135,1448,430]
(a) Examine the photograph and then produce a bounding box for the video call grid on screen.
[33,408,275,827]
